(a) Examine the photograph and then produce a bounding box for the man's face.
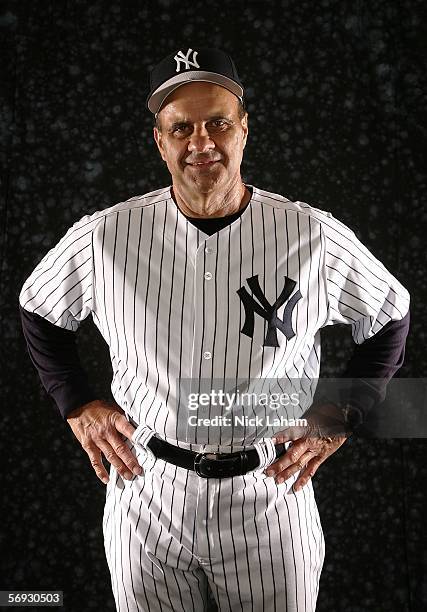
[153,82,248,196]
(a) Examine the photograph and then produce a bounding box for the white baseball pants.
[102,426,325,612]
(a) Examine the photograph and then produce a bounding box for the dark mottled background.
[1,1,426,611]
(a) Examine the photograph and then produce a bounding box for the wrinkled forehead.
[158,81,241,122]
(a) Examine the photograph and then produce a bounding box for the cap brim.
[148,70,244,114]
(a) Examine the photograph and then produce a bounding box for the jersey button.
[204,272,213,280]
[205,247,214,254]
[203,351,212,359]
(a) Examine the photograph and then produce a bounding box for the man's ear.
[241,113,249,148]
[153,126,167,162]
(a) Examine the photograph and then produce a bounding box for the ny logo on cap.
[237,275,302,347]
[174,48,200,72]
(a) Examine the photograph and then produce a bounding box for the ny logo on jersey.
[174,48,200,72]
[237,275,302,347]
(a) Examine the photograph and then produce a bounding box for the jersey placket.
[189,235,218,446]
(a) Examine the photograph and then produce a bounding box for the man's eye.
[171,121,228,134]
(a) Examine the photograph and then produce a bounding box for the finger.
[264,441,308,477]
[83,443,111,484]
[96,438,142,480]
[106,430,144,477]
[271,449,316,484]
[293,457,321,492]
[112,412,138,442]
[271,425,307,444]
[271,429,290,444]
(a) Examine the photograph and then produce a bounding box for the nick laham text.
[188,416,308,427]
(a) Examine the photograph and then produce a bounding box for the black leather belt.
[147,436,287,478]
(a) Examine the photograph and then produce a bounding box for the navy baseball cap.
[146,47,245,116]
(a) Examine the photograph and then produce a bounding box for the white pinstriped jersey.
[19,185,410,451]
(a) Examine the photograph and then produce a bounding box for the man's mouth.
[186,159,220,166]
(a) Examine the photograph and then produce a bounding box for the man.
[19,48,410,611]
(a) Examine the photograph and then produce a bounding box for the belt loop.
[131,422,156,447]
[130,422,157,469]
[253,438,277,470]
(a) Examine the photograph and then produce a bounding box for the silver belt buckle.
[194,452,219,477]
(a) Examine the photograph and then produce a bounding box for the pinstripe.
[292,486,307,612]
[326,235,389,286]
[314,217,392,274]
[110,213,120,392]
[311,491,325,598]
[252,480,266,609]
[152,206,168,430]
[118,486,130,612]
[165,467,187,610]
[302,487,314,610]
[325,263,383,301]
[236,212,244,444]
[246,204,258,437]
[306,487,322,606]
[224,225,244,609]
[230,476,244,611]
[174,220,189,447]
[271,479,289,611]
[124,487,135,612]
[240,476,255,609]
[262,479,277,612]
[52,273,92,324]
[327,277,392,318]
[123,209,143,398]
[32,261,91,315]
[127,497,143,612]
[145,469,161,610]
[103,447,324,611]
[259,205,267,393]
[117,210,132,387]
[217,478,237,611]
[213,233,220,429]
[144,207,164,425]
[195,238,207,444]
[257,190,385,276]
[296,211,312,385]
[163,210,179,439]
[99,217,111,344]
[282,487,299,610]
[222,226,233,445]
[115,486,126,609]
[20,184,408,611]
[24,250,91,310]
[325,251,387,294]
[268,206,291,392]
[204,479,217,602]
[21,228,95,302]
[138,207,155,415]
[22,232,86,289]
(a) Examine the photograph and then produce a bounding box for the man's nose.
[187,127,215,153]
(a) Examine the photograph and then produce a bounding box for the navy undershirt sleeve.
[338,310,410,430]
[19,304,98,420]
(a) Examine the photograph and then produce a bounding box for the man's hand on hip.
[264,414,349,491]
[66,400,143,484]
